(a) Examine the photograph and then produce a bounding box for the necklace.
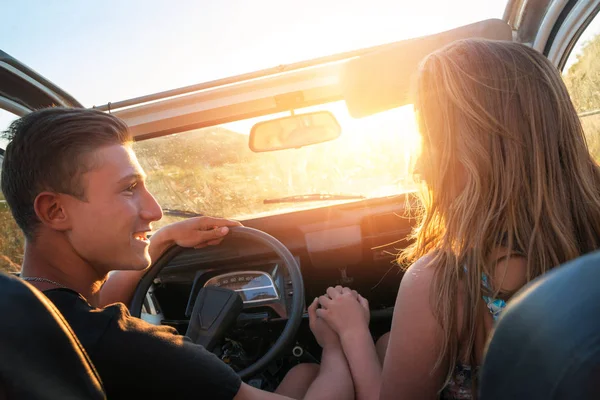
[22,276,68,289]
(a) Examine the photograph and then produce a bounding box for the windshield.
[0,0,510,271]
[134,101,420,229]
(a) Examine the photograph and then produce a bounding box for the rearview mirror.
[249,111,341,152]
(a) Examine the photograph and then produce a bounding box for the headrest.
[0,273,105,399]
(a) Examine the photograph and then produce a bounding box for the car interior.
[1,0,600,397]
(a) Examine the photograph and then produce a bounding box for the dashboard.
[145,194,414,334]
[138,194,414,381]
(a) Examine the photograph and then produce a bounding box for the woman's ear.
[33,192,71,232]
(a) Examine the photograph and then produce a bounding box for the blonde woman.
[316,39,600,400]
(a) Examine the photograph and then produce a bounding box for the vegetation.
[0,198,21,273]
[563,34,600,161]
[133,123,411,226]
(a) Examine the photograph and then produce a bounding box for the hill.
[134,126,253,169]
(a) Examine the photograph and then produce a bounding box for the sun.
[327,100,422,163]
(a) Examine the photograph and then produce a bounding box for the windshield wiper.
[162,208,203,218]
[263,193,365,204]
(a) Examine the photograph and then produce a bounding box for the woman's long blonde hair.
[400,39,600,389]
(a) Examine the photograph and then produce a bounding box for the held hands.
[316,286,370,341]
[308,297,341,350]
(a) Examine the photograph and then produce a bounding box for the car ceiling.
[0,0,575,122]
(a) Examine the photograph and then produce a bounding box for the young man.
[1,107,353,400]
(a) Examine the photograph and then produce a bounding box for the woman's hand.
[317,286,370,340]
[308,297,341,349]
[317,286,379,400]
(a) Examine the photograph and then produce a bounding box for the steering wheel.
[129,226,305,379]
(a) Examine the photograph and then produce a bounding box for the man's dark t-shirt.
[44,289,242,400]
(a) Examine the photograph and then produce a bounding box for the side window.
[0,109,23,273]
[563,15,600,161]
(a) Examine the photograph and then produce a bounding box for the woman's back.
[313,39,600,400]
[383,39,600,399]
[442,253,527,399]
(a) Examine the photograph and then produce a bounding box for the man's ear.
[33,192,72,231]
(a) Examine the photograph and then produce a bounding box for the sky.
[0,0,508,115]
[4,1,600,140]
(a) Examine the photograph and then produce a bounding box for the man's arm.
[234,299,354,400]
[99,217,241,307]
[302,345,355,399]
[234,347,353,400]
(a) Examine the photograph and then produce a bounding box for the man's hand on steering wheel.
[130,226,305,379]
[99,217,242,308]
[149,216,243,261]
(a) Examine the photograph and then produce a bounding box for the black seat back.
[0,273,106,400]
[480,251,600,399]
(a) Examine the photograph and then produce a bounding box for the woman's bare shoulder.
[400,253,438,293]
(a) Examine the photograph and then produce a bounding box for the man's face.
[63,145,162,274]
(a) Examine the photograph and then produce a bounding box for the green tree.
[563,33,600,162]
[564,33,600,113]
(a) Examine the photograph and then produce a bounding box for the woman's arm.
[235,298,355,400]
[379,256,447,400]
[316,257,448,400]
[339,322,382,400]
